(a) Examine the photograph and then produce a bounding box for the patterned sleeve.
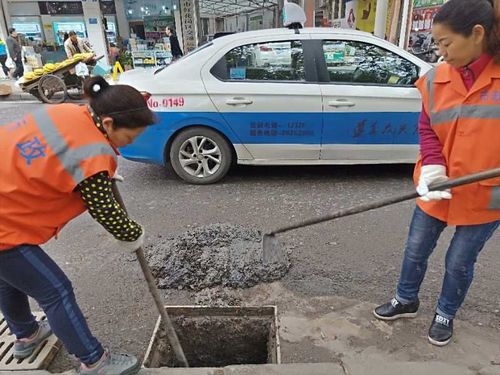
[77,172,143,242]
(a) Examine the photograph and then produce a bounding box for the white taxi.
[117,27,431,184]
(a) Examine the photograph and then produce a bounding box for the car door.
[201,33,323,162]
[315,35,424,163]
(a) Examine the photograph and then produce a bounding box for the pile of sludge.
[145,223,290,291]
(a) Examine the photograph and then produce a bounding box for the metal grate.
[0,312,61,371]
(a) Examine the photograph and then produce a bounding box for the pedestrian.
[64,30,93,59]
[0,37,10,78]
[6,28,23,79]
[373,0,500,347]
[165,26,183,61]
[0,76,156,374]
[108,42,120,65]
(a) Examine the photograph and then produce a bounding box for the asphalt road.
[1,102,499,372]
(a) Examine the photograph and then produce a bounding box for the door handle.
[328,99,355,108]
[226,97,253,106]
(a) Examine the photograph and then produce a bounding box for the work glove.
[119,228,144,253]
[112,169,124,182]
[416,165,452,202]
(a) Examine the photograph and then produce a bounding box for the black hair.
[166,25,175,34]
[8,27,15,34]
[83,76,156,129]
[434,0,500,61]
[287,22,303,30]
[69,31,77,36]
[63,32,69,42]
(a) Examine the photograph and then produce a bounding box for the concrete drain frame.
[0,312,61,371]
[144,306,281,369]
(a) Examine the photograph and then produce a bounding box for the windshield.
[154,42,214,75]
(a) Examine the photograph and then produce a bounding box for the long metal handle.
[111,181,189,367]
[268,168,500,236]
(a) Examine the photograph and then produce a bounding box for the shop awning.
[200,0,279,17]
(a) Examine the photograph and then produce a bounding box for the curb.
[0,93,39,101]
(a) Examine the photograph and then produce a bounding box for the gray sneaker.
[79,350,140,375]
[14,320,53,359]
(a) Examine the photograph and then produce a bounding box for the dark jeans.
[12,55,23,79]
[396,206,499,319]
[0,55,9,76]
[0,245,104,365]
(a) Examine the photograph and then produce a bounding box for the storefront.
[119,2,177,69]
[2,0,119,67]
[409,0,448,48]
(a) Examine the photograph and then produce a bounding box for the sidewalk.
[0,78,38,101]
[6,361,500,375]
[16,282,500,375]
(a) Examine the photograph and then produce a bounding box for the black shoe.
[428,313,453,346]
[373,297,419,321]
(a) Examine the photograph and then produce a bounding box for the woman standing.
[373,0,500,347]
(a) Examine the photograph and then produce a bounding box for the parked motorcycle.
[410,33,439,64]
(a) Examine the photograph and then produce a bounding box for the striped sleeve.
[77,172,143,242]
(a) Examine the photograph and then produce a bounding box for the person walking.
[0,76,156,374]
[373,0,500,347]
[0,37,10,78]
[165,26,183,61]
[6,28,23,79]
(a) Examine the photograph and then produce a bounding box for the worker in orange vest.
[0,76,155,374]
[373,0,499,346]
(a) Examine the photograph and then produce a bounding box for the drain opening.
[0,342,13,362]
[28,340,48,364]
[144,306,280,368]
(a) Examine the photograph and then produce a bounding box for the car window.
[322,40,419,86]
[215,40,305,82]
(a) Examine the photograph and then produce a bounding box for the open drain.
[143,306,280,368]
[0,313,61,371]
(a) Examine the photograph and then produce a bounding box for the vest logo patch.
[17,136,47,166]
[480,90,500,102]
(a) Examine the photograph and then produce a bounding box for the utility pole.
[374,0,389,39]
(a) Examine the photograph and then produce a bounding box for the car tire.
[169,127,233,184]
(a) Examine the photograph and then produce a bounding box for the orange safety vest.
[414,60,500,225]
[0,104,118,250]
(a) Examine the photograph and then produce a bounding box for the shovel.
[262,168,500,264]
[111,181,189,367]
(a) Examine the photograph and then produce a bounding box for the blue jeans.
[0,245,104,365]
[396,206,499,319]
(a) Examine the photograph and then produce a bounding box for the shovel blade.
[262,233,286,265]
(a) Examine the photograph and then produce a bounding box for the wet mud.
[145,224,291,291]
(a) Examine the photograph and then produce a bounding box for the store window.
[38,1,83,15]
[322,40,419,86]
[214,40,305,82]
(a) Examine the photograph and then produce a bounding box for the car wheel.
[169,127,232,184]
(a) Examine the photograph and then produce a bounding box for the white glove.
[112,169,124,182]
[416,165,452,202]
[119,229,144,253]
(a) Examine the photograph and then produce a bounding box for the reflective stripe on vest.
[33,107,117,183]
[426,69,500,125]
[425,68,500,212]
[491,187,500,210]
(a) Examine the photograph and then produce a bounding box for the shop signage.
[413,0,446,8]
[180,0,199,53]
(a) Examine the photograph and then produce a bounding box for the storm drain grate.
[0,312,61,371]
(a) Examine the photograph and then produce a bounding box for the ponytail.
[83,76,156,129]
